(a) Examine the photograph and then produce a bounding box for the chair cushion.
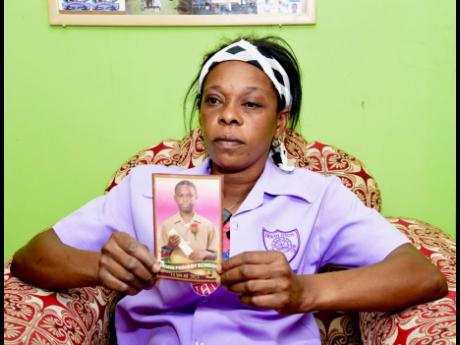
[105,128,382,212]
[4,260,119,345]
[359,217,456,344]
[315,314,362,345]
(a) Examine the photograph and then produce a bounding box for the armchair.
[4,129,456,344]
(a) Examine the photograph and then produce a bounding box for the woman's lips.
[213,137,244,148]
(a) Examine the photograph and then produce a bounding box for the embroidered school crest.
[262,228,300,262]
[191,282,219,296]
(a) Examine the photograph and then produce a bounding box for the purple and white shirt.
[54,158,409,345]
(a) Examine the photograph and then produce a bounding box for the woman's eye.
[245,102,260,109]
[205,97,220,105]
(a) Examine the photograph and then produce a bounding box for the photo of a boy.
[160,180,217,263]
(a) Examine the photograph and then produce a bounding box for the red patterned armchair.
[4,129,456,345]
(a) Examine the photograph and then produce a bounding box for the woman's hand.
[98,232,160,296]
[218,244,447,315]
[218,251,310,314]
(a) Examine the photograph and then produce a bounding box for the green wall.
[5,0,456,260]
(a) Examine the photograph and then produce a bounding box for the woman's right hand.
[98,232,160,296]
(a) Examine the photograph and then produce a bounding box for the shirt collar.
[186,158,213,175]
[191,158,314,215]
[238,159,314,214]
[172,212,201,225]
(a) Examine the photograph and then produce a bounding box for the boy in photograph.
[160,180,217,262]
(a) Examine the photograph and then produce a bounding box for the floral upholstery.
[359,218,456,345]
[4,129,455,345]
[4,259,119,345]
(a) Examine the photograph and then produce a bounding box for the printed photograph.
[288,0,301,14]
[57,0,307,17]
[153,174,223,283]
[125,0,257,15]
[59,0,126,12]
[126,0,177,14]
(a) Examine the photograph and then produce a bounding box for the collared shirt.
[160,212,216,259]
[54,158,409,345]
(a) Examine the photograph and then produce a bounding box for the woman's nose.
[218,104,242,125]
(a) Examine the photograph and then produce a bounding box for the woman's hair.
[183,35,302,132]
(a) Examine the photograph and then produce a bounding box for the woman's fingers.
[98,267,140,296]
[222,251,278,271]
[221,261,290,287]
[221,263,271,285]
[99,255,151,291]
[219,251,303,313]
[102,240,154,283]
[221,251,289,279]
[239,293,290,311]
[227,278,279,295]
[99,232,160,293]
[114,233,158,271]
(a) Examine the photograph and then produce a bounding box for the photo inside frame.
[152,174,223,283]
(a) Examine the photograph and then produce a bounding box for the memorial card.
[153,174,223,283]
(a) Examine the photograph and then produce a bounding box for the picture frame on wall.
[48,0,316,26]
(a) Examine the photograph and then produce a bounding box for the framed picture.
[152,174,223,283]
[48,0,316,26]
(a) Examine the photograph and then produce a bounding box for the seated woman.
[11,36,447,345]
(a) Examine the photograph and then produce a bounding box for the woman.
[11,36,447,345]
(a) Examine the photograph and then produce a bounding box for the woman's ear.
[275,109,290,138]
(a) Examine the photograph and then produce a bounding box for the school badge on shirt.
[262,228,300,262]
[191,282,219,296]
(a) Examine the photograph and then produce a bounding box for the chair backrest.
[105,128,382,212]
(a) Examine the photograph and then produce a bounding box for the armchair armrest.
[4,259,120,345]
[359,217,456,344]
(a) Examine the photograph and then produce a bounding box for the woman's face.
[199,61,289,173]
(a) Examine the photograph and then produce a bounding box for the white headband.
[197,39,292,110]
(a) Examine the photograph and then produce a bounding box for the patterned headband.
[197,39,292,110]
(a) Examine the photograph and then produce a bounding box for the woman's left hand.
[218,245,448,315]
[218,251,309,314]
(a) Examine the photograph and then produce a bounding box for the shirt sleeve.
[53,173,135,252]
[316,176,410,269]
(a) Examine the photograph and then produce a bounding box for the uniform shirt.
[160,212,216,259]
[53,158,409,345]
